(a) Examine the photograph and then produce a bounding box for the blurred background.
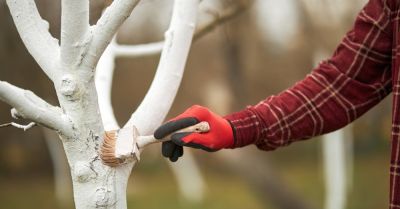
[0,0,392,208]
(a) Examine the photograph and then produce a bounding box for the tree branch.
[60,0,90,67]
[124,0,200,135]
[194,0,253,41]
[96,38,120,131]
[0,81,74,136]
[96,0,250,133]
[82,0,140,70]
[109,0,251,59]
[0,122,36,131]
[6,0,60,80]
[113,41,165,58]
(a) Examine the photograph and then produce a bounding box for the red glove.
[154,105,235,162]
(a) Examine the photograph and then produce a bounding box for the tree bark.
[1,0,251,208]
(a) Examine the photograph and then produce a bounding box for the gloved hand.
[154,105,235,162]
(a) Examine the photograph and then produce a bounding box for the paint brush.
[100,121,210,166]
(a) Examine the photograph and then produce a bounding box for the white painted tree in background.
[253,0,365,209]
[301,1,365,209]
[0,0,251,208]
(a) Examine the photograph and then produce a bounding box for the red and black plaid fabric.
[224,0,400,208]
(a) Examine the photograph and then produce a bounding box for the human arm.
[155,0,394,160]
[225,0,394,150]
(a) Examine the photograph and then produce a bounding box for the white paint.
[4,0,141,208]
[2,0,247,208]
[322,130,347,209]
[95,0,207,203]
[6,0,59,80]
[114,41,165,58]
[2,0,203,207]
[313,49,350,209]
[125,0,199,134]
[84,0,141,70]
[0,81,73,135]
[96,38,119,131]
[115,126,135,159]
[0,122,36,131]
[60,0,89,67]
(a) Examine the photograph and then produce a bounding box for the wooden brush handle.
[137,121,210,148]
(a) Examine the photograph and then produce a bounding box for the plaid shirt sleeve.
[224,0,394,150]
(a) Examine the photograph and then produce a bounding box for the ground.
[0,136,389,209]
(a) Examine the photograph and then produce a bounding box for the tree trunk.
[53,76,130,209]
[1,0,248,208]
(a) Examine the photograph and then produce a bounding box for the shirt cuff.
[223,108,261,148]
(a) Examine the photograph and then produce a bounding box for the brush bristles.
[100,131,125,167]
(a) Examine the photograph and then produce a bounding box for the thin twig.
[110,0,253,58]
[0,81,74,136]
[0,122,37,131]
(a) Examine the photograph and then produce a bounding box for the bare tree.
[0,0,251,208]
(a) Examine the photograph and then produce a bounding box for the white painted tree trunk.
[313,50,352,209]
[254,0,362,207]
[2,0,199,208]
[1,0,251,208]
[322,130,348,209]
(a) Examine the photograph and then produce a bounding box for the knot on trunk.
[95,187,115,208]
[60,74,81,101]
[73,161,96,183]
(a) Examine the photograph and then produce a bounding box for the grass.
[0,140,390,209]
